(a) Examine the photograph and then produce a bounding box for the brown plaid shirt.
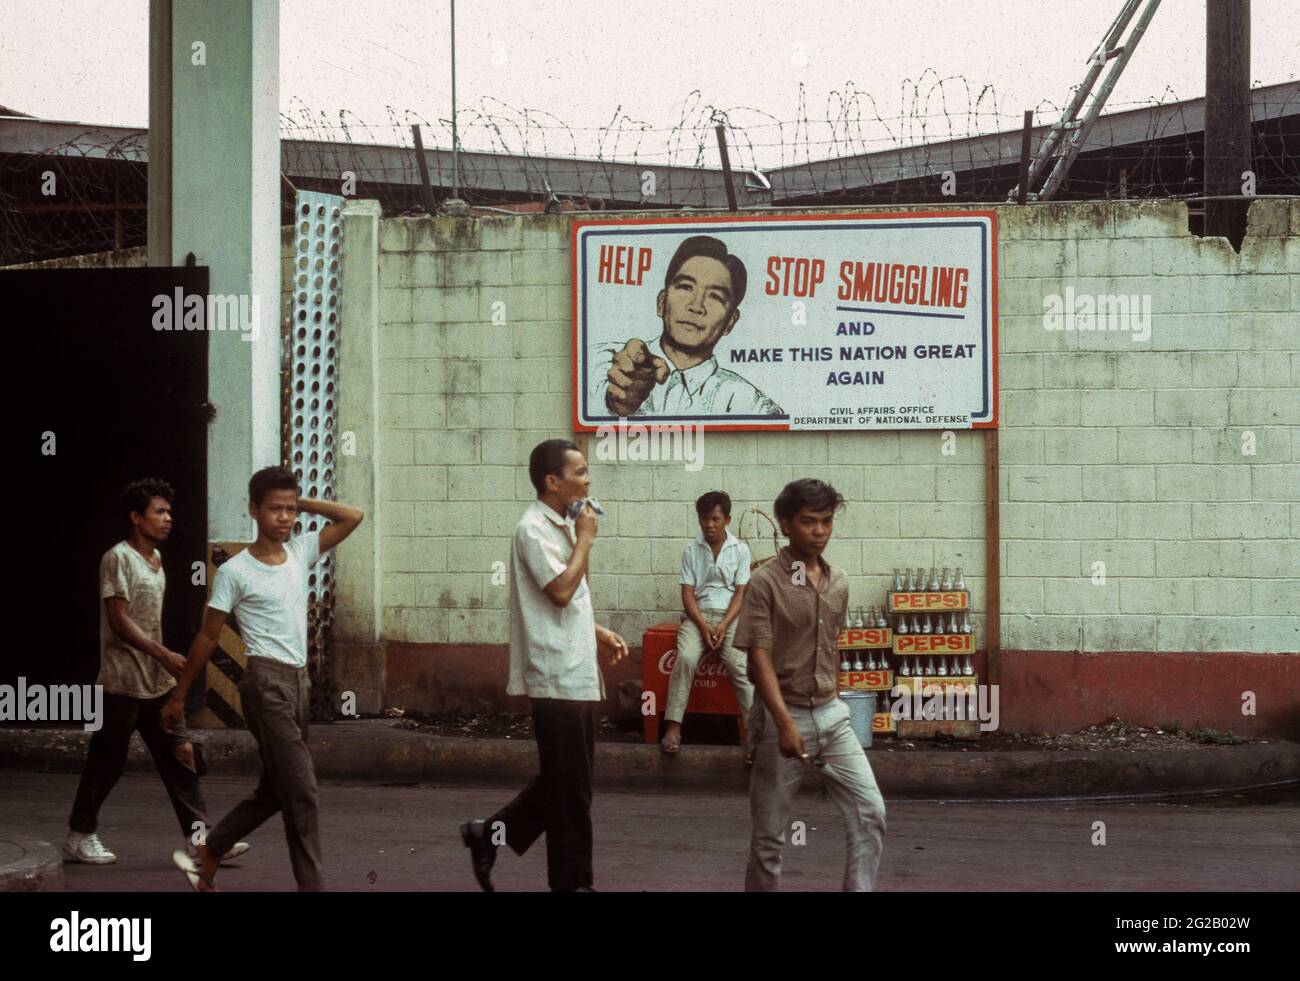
[733,546,849,707]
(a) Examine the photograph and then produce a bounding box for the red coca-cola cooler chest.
[642,621,743,744]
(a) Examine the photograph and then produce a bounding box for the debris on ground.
[390,712,638,742]
[387,714,1256,751]
[879,718,1257,752]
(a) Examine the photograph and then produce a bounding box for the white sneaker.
[185,841,251,865]
[63,831,117,865]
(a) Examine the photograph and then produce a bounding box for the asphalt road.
[3,772,1297,892]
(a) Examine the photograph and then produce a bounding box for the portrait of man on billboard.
[587,235,785,419]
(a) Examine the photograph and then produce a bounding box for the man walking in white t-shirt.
[162,466,363,891]
[460,439,628,892]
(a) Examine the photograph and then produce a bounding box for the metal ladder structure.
[1011,0,1163,201]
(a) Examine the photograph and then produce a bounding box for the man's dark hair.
[249,466,300,506]
[774,478,845,523]
[121,478,174,523]
[529,439,580,495]
[664,235,747,307]
[695,490,732,518]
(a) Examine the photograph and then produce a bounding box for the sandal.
[172,849,219,892]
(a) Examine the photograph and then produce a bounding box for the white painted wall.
[361,200,1298,655]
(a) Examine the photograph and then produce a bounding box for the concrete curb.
[0,834,64,892]
[2,723,1297,799]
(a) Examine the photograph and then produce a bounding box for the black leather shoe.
[459,819,497,892]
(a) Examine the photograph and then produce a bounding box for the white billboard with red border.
[572,211,998,432]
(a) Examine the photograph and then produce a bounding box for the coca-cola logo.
[657,649,732,678]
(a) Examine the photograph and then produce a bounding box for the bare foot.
[660,723,682,753]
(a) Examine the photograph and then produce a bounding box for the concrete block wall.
[4,246,150,269]
[351,199,1299,733]
[994,200,1298,657]
[370,200,1297,661]
[374,214,577,648]
[12,229,296,311]
[11,207,1295,731]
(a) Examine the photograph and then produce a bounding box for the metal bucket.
[841,691,877,748]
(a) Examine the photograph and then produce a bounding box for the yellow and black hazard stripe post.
[186,543,251,729]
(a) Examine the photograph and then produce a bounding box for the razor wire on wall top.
[273,79,1299,203]
[3,76,1297,263]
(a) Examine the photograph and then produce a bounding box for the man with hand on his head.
[163,467,363,892]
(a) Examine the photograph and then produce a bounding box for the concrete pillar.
[146,1,171,265]
[333,199,385,714]
[148,0,281,540]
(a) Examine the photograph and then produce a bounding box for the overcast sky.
[2,0,1296,167]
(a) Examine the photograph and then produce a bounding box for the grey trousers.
[745,697,886,892]
[206,656,324,891]
[664,612,755,728]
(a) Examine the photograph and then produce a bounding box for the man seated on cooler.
[660,491,755,760]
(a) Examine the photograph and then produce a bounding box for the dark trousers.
[69,690,208,839]
[490,698,596,891]
[206,657,324,891]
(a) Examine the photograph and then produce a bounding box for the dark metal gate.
[10,266,209,693]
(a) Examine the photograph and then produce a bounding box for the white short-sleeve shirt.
[507,500,602,701]
[207,532,323,668]
[679,530,752,612]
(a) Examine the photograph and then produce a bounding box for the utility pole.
[441,0,468,214]
[1204,0,1251,242]
[450,0,459,200]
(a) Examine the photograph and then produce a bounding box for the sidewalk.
[0,834,62,892]
[3,720,1297,800]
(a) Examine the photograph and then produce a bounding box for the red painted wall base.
[383,643,1299,740]
[385,642,641,718]
[994,649,1299,741]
